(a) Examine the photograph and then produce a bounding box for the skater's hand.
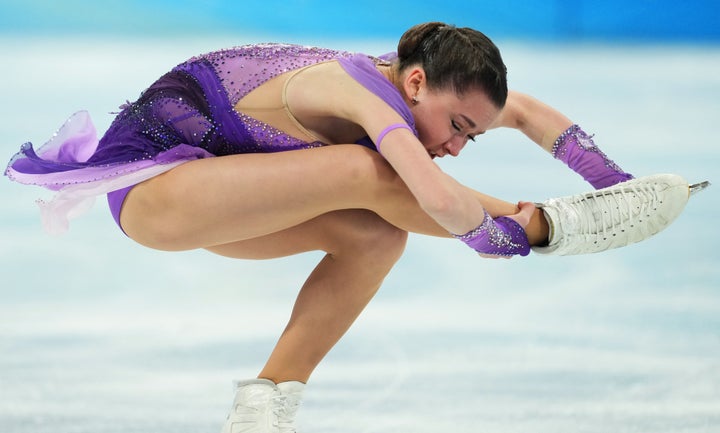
[507,201,535,229]
[477,202,535,260]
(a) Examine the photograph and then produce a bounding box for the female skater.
[5,22,686,432]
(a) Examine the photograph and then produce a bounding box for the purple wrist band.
[375,123,414,155]
[453,210,530,257]
[552,124,634,189]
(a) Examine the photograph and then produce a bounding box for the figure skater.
[5,22,690,432]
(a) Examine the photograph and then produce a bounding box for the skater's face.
[404,68,500,159]
[413,87,499,159]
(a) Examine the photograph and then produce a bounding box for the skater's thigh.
[120,145,391,250]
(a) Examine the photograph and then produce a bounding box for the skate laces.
[573,181,660,241]
[272,393,301,433]
[534,173,689,256]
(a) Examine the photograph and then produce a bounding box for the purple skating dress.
[5,44,416,234]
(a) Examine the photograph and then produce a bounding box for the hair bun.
[395,22,508,108]
[397,22,448,61]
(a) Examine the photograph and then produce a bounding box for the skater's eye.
[452,120,476,142]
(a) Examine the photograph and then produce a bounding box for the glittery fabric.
[5,44,416,234]
[452,210,530,257]
[552,124,634,189]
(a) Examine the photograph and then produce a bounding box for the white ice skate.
[533,174,709,256]
[221,379,305,433]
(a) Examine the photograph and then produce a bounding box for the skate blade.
[690,181,711,196]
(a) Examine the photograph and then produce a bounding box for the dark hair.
[397,22,508,108]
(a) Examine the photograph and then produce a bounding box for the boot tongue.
[277,381,305,394]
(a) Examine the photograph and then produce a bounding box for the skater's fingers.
[506,201,535,229]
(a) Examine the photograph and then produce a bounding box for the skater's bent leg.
[207,209,408,383]
[120,145,547,251]
[120,146,378,250]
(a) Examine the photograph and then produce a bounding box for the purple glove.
[553,124,634,189]
[452,210,530,257]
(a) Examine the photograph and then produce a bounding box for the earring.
[411,96,419,105]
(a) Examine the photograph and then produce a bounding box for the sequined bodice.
[89,43,413,166]
[175,44,357,152]
[187,44,354,106]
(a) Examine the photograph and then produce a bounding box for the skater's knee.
[358,220,408,265]
[327,210,408,265]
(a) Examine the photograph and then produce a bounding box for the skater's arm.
[287,63,530,256]
[488,90,572,153]
[490,90,634,189]
[288,61,488,235]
